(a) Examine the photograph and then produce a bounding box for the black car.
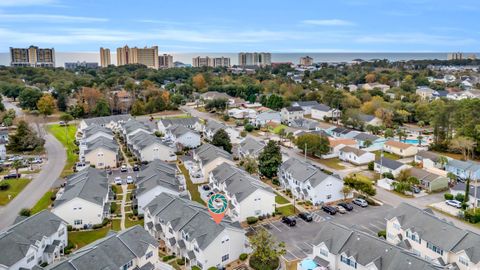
[281,216,297,226]
[133,164,140,171]
[337,202,354,211]
[322,205,337,215]
[4,173,21,179]
[298,212,313,222]
[411,186,421,194]
[202,185,211,191]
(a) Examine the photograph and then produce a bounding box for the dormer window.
[340,255,357,268]
[406,230,421,244]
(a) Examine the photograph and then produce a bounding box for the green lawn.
[111,219,121,231]
[271,124,287,135]
[277,205,296,216]
[68,226,110,249]
[0,178,31,205]
[31,190,56,214]
[112,185,122,194]
[178,163,204,204]
[373,151,400,160]
[47,124,78,177]
[275,194,290,205]
[315,158,346,170]
[125,217,144,228]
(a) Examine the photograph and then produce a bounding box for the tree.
[192,74,207,90]
[37,94,56,117]
[18,87,43,110]
[258,140,282,178]
[450,136,477,160]
[131,100,146,116]
[384,128,394,138]
[438,156,449,169]
[365,73,376,83]
[249,229,286,270]
[295,133,330,157]
[8,120,45,152]
[212,129,232,153]
[59,113,74,125]
[92,99,111,117]
[12,160,22,178]
[265,94,284,110]
[344,176,376,197]
[242,157,258,174]
[341,186,353,200]
[205,98,228,112]
[76,87,103,114]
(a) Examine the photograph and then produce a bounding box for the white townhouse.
[278,158,350,205]
[164,124,201,149]
[237,137,265,159]
[144,193,247,270]
[307,222,442,270]
[190,143,234,183]
[310,104,341,121]
[47,226,159,270]
[204,120,241,144]
[82,137,119,168]
[386,203,480,270]
[128,132,176,162]
[52,168,110,229]
[374,157,411,177]
[79,124,114,143]
[79,114,131,131]
[157,117,203,134]
[0,211,67,270]
[280,106,304,124]
[209,162,275,221]
[135,160,187,214]
[338,146,375,165]
[415,150,449,170]
[122,119,153,141]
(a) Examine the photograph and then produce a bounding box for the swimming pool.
[300,259,318,270]
[399,139,426,145]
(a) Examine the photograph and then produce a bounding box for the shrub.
[110,202,117,214]
[162,255,175,262]
[0,182,10,191]
[377,230,386,239]
[208,267,217,270]
[444,193,454,200]
[192,266,202,270]
[63,241,75,255]
[382,172,394,179]
[19,208,31,217]
[272,179,280,186]
[464,208,480,223]
[455,193,465,202]
[240,131,247,137]
[249,255,279,270]
[239,253,248,261]
[245,124,254,132]
[367,161,374,171]
[176,258,185,265]
[50,194,57,201]
[247,216,258,224]
[67,225,73,231]
[223,114,230,121]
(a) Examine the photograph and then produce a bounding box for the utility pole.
[304,142,307,161]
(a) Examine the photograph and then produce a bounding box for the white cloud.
[355,33,478,46]
[302,19,354,26]
[0,0,56,7]
[0,13,108,23]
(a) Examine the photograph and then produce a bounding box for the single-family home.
[409,167,449,192]
[338,146,375,165]
[82,137,119,168]
[359,113,383,126]
[281,106,304,124]
[328,127,358,139]
[451,182,480,208]
[192,143,234,183]
[324,138,357,158]
[386,202,480,268]
[128,133,176,162]
[227,108,256,119]
[209,162,275,221]
[415,150,449,170]
[416,86,435,100]
[135,160,186,214]
[278,158,350,204]
[144,193,247,270]
[353,132,380,148]
[237,137,265,159]
[289,118,319,130]
[310,104,341,121]
[157,117,203,134]
[252,111,281,126]
[204,120,241,144]
[164,125,201,149]
[291,101,320,115]
[0,211,67,269]
[52,168,110,228]
[47,226,159,270]
[374,157,411,177]
[445,159,480,181]
[79,114,131,131]
[383,140,418,157]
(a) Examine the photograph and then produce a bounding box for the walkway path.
[120,184,127,230]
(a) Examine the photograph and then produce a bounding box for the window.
[254,210,261,215]
[74,220,82,225]
[340,255,357,268]
[222,254,229,262]
[123,260,133,270]
[145,251,153,260]
[393,222,401,230]
[406,231,421,244]
[319,247,328,257]
[427,242,443,255]
[194,246,199,252]
[27,255,35,263]
[326,195,332,200]
[459,256,469,266]
[58,228,65,237]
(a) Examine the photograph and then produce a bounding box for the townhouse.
[82,137,119,168]
[0,211,67,270]
[374,157,411,177]
[157,117,203,134]
[278,158,349,204]
[253,111,281,126]
[445,159,480,181]
[79,114,131,131]
[128,132,176,162]
[164,124,201,149]
[409,167,449,192]
[204,120,241,144]
[52,168,110,228]
[209,162,275,221]
[47,226,159,270]
[80,124,114,143]
[190,143,234,183]
[122,119,153,141]
[135,160,186,214]
[291,101,321,115]
[383,140,418,157]
[307,222,443,270]
[144,193,247,270]
[237,137,265,159]
[310,104,341,121]
[323,138,357,159]
[280,106,304,124]
[338,146,375,165]
[386,203,480,269]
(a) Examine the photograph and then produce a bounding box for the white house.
[281,106,304,124]
[52,168,110,228]
[310,104,341,121]
[157,117,203,134]
[128,132,176,162]
[209,162,275,221]
[79,114,131,131]
[253,111,281,126]
[291,101,320,115]
[227,108,257,119]
[415,150,449,170]
[0,211,67,269]
[190,143,234,183]
[164,125,201,149]
[278,158,350,205]
[144,193,247,270]
[82,137,119,168]
[338,146,375,165]
[374,157,411,177]
[135,160,187,214]
[359,113,383,126]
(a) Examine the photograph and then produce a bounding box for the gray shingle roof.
[159,117,200,129]
[83,114,131,127]
[375,157,405,170]
[194,143,232,166]
[354,132,379,142]
[54,168,109,207]
[84,137,119,155]
[238,137,265,156]
[280,158,340,188]
[47,226,157,270]
[284,106,304,112]
[167,124,198,138]
[294,101,320,107]
[451,182,480,199]
[447,159,480,172]
[358,113,375,122]
[0,211,65,267]
[205,120,226,134]
[136,160,181,196]
[311,104,331,112]
[145,193,242,250]
[416,150,441,162]
[340,146,367,157]
[123,119,151,135]
[83,124,113,138]
[130,133,171,151]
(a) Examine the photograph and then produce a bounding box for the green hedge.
[247,216,258,224]
[239,253,248,261]
[249,255,279,270]
[444,193,454,200]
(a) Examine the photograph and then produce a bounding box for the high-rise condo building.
[192,56,231,68]
[299,56,314,66]
[447,52,463,60]
[212,57,231,67]
[10,45,55,67]
[159,54,174,68]
[116,45,159,69]
[238,52,271,67]
[99,47,111,67]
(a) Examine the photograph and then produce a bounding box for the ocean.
[0,52,478,67]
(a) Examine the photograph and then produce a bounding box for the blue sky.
[0,0,478,52]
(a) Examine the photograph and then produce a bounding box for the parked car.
[29,157,42,164]
[120,165,128,172]
[133,164,140,171]
[8,155,23,162]
[298,212,313,222]
[202,185,211,191]
[281,216,297,226]
[59,121,66,126]
[446,200,462,208]
[335,205,347,214]
[337,202,354,211]
[352,198,368,207]
[106,168,112,175]
[126,176,134,184]
[322,205,337,215]
[114,177,123,185]
[4,173,21,179]
[75,162,88,172]
[411,186,421,194]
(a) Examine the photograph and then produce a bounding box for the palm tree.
[417,135,424,147]
[437,156,449,169]
[397,129,407,142]
[12,160,22,178]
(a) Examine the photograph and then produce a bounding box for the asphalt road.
[0,99,66,229]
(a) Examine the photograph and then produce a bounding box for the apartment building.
[238,52,271,67]
[159,54,174,68]
[192,56,231,67]
[117,45,159,69]
[64,61,98,70]
[99,47,111,67]
[299,56,314,66]
[10,45,55,67]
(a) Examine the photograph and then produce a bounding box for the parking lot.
[107,167,138,185]
[250,204,393,261]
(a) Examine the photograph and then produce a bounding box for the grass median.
[0,178,31,205]
[46,124,78,177]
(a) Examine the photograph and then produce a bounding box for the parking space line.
[268,222,282,232]
[359,225,377,234]
[369,222,384,231]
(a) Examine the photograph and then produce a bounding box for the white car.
[352,198,368,207]
[114,177,123,185]
[126,176,134,184]
[446,200,462,209]
[120,165,128,172]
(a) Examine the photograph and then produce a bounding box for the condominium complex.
[159,53,174,68]
[116,45,159,69]
[192,56,231,67]
[299,55,314,66]
[10,45,55,67]
[448,52,463,60]
[65,61,99,70]
[238,52,271,67]
[99,47,111,67]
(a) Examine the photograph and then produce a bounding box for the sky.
[0,0,479,53]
